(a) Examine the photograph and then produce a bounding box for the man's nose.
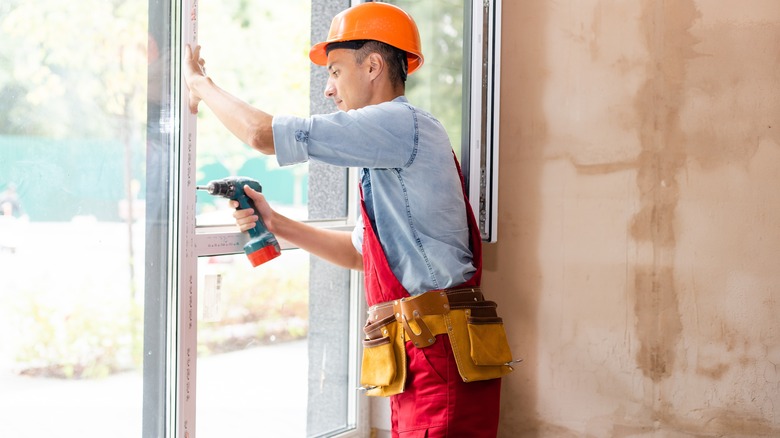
[323,78,336,98]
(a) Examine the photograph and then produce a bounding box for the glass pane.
[196,251,309,437]
[195,0,312,225]
[144,0,173,435]
[0,0,150,436]
[194,1,357,436]
[388,0,467,158]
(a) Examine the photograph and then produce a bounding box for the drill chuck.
[197,176,281,267]
[198,181,236,198]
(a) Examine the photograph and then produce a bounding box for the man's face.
[324,48,372,111]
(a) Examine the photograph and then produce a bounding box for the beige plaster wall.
[487,1,780,436]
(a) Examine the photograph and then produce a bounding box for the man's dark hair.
[326,40,409,88]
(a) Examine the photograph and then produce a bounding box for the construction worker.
[184,3,513,436]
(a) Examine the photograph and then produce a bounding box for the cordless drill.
[197,176,281,267]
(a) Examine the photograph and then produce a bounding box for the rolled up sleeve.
[271,99,417,169]
[272,114,312,166]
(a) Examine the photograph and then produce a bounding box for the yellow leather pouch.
[466,316,513,366]
[361,319,406,397]
[360,336,396,387]
[445,308,514,382]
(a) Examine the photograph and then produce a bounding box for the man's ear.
[367,52,384,79]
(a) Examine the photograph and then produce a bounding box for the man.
[184,3,509,436]
[0,183,22,217]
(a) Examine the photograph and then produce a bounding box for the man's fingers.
[233,208,254,219]
[242,185,264,203]
[190,44,201,61]
[235,212,259,232]
[184,44,203,72]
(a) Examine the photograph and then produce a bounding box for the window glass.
[193,1,358,436]
[195,0,311,225]
[0,0,149,436]
[196,251,309,437]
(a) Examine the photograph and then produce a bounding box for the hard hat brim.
[309,41,329,67]
[308,40,423,75]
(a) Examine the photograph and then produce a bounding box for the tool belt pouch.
[361,289,516,394]
[446,302,515,382]
[360,315,406,397]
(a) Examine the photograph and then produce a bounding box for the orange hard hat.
[309,2,424,75]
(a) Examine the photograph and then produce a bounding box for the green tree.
[0,0,148,139]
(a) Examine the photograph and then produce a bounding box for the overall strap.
[360,180,410,306]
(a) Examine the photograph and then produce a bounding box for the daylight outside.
[0,0,468,436]
[0,0,311,436]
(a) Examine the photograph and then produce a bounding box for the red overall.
[360,155,502,437]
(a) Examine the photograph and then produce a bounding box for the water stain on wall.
[633,266,682,380]
[630,0,699,383]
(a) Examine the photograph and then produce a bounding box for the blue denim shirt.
[272,96,475,295]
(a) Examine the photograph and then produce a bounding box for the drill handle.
[233,181,269,238]
[242,199,266,239]
[236,190,256,212]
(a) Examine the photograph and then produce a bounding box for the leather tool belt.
[359,288,517,397]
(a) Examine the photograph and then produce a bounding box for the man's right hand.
[231,185,274,233]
